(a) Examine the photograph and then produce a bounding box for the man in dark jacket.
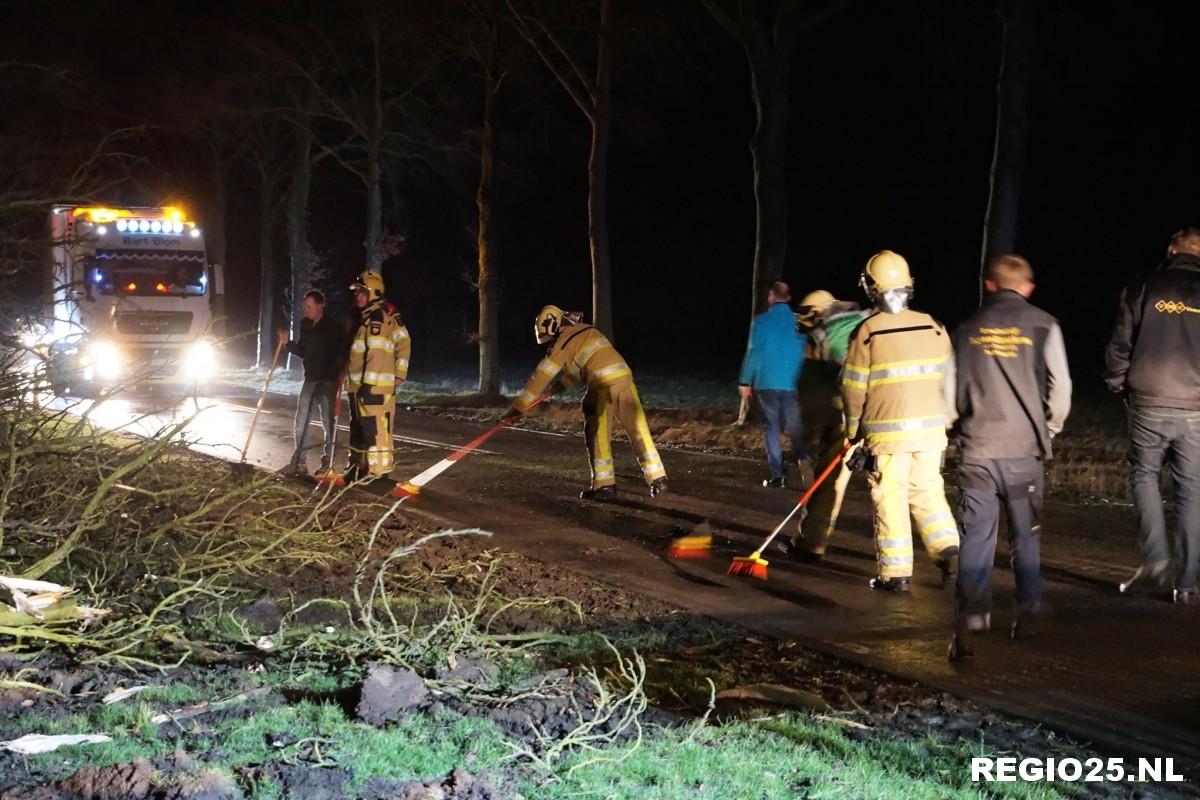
[277,290,346,476]
[1105,227,1200,604]
[949,255,1072,660]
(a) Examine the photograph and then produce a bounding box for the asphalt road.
[72,388,1200,782]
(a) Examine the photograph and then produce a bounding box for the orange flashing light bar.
[71,206,195,226]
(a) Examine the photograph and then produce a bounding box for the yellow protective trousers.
[348,390,396,476]
[867,449,959,579]
[582,377,666,489]
[795,437,857,556]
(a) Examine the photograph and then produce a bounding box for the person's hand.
[738,384,752,400]
[275,329,288,347]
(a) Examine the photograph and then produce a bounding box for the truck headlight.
[89,342,122,381]
[185,340,217,380]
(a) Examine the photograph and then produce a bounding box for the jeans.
[955,457,1043,616]
[756,389,802,480]
[1128,406,1200,590]
[294,380,337,469]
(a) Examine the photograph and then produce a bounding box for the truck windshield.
[91,254,207,297]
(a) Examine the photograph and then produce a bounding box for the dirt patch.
[356,664,430,725]
[360,767,499,800]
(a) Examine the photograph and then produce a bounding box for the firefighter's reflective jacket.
[841,308,956,453]
[514,323,629,411]
[346,301,410,392]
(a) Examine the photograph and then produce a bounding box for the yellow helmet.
[349,270,385,302]
[534,305,567,344]
[797,289,837,328]
[860,250,913,298]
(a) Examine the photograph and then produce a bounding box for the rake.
[390,391,552,499]
[728,441,854,580]
[235,338,285,477]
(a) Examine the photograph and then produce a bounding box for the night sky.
[5,0,1198,386]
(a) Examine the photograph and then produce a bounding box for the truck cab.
[45,205,224,392]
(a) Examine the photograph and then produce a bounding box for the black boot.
[869,576,911,593]
[580,485,618,500]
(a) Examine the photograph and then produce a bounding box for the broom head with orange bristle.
[315,469,345,488]
[391,482,421,499]
[665,534,713,559]
[727,550,769,580]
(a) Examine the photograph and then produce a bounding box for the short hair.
[986,254,1034,289]
[1169,227,1200,256]
[769,281,791,302]
[303,289,326,304]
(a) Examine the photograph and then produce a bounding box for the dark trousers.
[1128,407,1200,590]
[955,457,1044,616]
[756,389,803,480]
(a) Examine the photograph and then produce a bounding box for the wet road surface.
[71,389,1200,779]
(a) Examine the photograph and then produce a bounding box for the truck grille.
[115,312,192,336]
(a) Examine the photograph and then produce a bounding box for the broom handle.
[399,391,553,491]
[241,338,286,464]
[752,441,855,556]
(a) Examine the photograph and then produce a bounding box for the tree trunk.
[588,0,614,338]
[256,182,276,369]
[207,143,229,339]
[286,117,315,370]
[746,38,792,319]
[476,29,501,397]
[365,136,384,272]
[979,0,1034,301]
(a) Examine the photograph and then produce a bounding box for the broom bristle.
[391,482,420,498]
[666,535,712,559]
[727,554,769,580]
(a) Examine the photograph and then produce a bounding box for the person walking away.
[344,271,411,482]
[277,290,346,477]
[782,290,871,560]
[1105,226,1200,604]
[948,255,1072,660]
[738,281,811,489]
[842,250,960,592]
[505,305,667,499]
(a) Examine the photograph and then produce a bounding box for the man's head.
[767,281,791,305]
[349,271,384,309]
[984,254,1035,298]
[302,289,326,322]
[1168,227,1200,257]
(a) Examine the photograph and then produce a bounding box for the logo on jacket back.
[969,327,1032,359]
[1154,300,1200,315]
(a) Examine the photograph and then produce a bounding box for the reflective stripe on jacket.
[346,302,411,391]
[841,308,955,454]
[514,323,630,411]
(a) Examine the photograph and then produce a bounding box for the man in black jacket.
[277,290,346,476]
[949,255,1072,660]
[1106,227,1200,605]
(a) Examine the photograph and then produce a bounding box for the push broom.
[727,441,854,580]
[390,391,552,499]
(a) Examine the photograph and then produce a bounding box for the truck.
[43,205,225,392]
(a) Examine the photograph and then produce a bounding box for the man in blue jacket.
[739,281,810,488]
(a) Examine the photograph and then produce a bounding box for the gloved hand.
[393,379,405,397]
[846,444,873,474]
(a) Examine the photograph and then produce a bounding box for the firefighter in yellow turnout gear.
[508,306,668,499]
[842,251,960,592]
[344,271,411,480]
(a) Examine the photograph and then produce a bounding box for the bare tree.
[246,118,290,368]
[508,0,615,338]
[701,0,846,323]
[979,0,1035,301]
